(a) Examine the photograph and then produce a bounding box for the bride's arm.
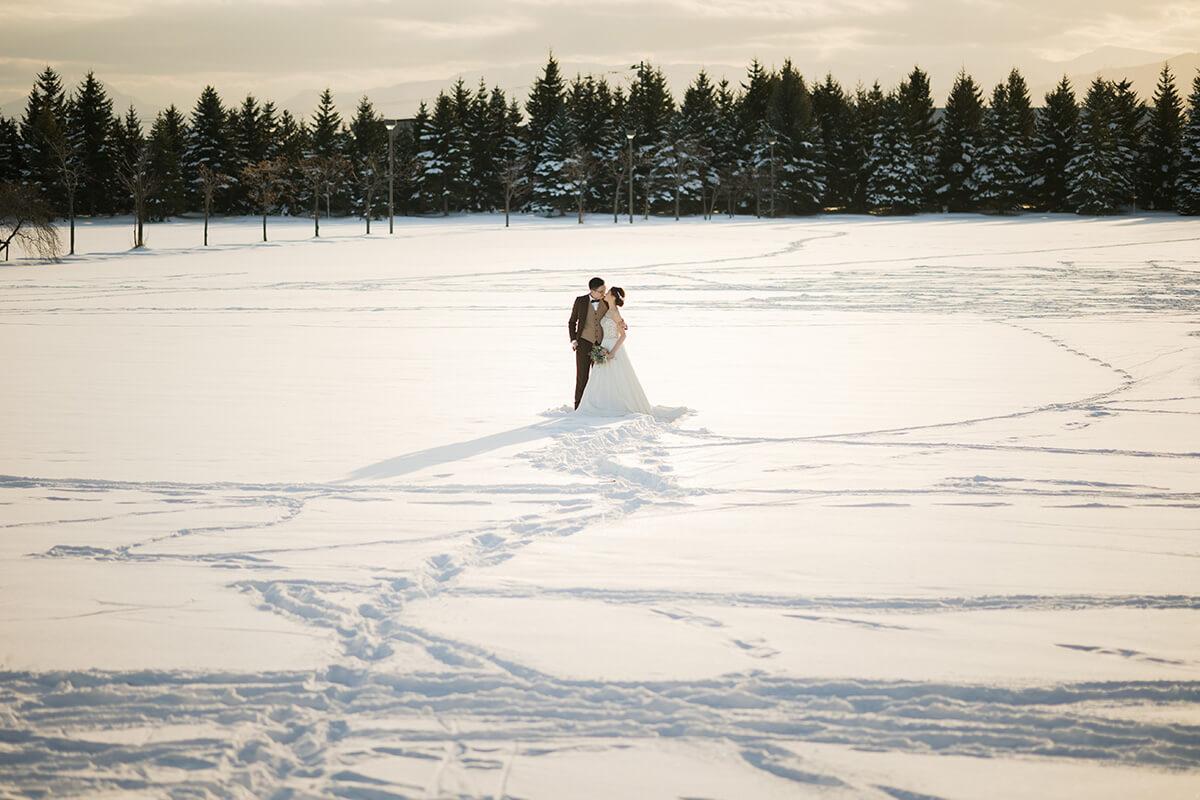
[608,322,628,356]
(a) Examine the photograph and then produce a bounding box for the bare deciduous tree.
[0,183,62,262]
[300,154,349,238]
[196,164,226,247]
[562,146,596,224]
[50,135,84,255]
[119,144,158,248]
[355,153,385,235]
[241,159,289,242]
[497,154,528,228]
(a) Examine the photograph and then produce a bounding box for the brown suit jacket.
[569,294,608,345]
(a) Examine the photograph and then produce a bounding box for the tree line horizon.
[4,54,1200,256]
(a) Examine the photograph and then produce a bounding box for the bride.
[576,287,654,416]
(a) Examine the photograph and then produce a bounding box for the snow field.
[1,212,1199,798]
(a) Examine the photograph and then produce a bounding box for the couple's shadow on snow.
[341,406,691,483]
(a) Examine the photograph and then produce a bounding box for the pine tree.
[681,70,722,216]
[811,74,855,209]
[525,53,568,214]
[1005,68,1036,207]
[21,67,69,207]
[419,92,469,215]
[309,88,347,216]
[0,116,23,182]
[735,60,774,215]
[274,110,308,215]
[566,74,615,211]
[851,82,886,212]
[1033,76,1078,211]
[228,94,270,213]
[896,66,937,207]
[1111,79,1144,207]
[531,107,573,216]
[348,95,387,222]
[67,71,116,215]
[767,61,824,214]
[864,93,922,213]
[1176,71,1200,215]
[148,105,187,219]
[185,86,231,211]
[1066,79,1130,214]
[628,62,676,218]
[935,70,985,211]
[1138,64,1183,210]
[971,82,1025,212]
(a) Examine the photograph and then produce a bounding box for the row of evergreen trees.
[4,57,1200,230]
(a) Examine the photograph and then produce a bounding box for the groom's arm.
[568,297,583,343]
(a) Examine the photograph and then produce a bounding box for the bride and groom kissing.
[568,277,654,417]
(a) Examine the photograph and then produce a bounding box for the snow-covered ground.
[1,212,1198,798]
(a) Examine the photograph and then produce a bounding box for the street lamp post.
[385,120,397,234]
[626,132,634,225]
[769,138,778,219]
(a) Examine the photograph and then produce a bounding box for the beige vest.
[582,298,607,344]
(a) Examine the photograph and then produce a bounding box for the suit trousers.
[574,338,596,409]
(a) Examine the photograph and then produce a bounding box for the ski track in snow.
[2,216,1199,797]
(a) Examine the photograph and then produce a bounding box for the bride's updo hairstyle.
[609,286,625,307]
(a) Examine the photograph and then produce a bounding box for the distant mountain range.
[3,49,1197,124]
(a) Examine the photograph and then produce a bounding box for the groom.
[568,277,608,409]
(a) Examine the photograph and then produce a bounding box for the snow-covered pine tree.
[680,70,721,217]
[735,60,773,215]
[147,105,187,219]
[348,95,387,224]
[851,81,886,212]
[525,54,568,215]
[660,112,703,219]
[21,67,68,208]
[713,77,739,216]
[1004,69,1036,207]
[596,87,631,222]
[767,61,824,215]
[896,66,937,208]
[463,79,494,211]
[310,88,348,216]
[1066,78,1130,214]
[864,93,922,214]
[934,69,984,211]
[420,92,469,216]
[1176,71,1200,215]
[1138,64,1183,210]
[810,74,855,210]
[531,107,573,216]
[184,86,231,212]
[1032,76,1078,211]
[0,116,23,183]
[273,110,308,215]
[1111,79,1145,207]
[227,95,267,213]
[67,71,117,215]
[971,82,1025,212]
[627,61,676,217]
[566,74,615,212]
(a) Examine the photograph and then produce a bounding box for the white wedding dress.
[576,316,654,416]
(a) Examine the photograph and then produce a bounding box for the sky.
[2,0,1198,119]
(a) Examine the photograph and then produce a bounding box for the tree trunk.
[204,204,209,246]
[262,210,268,242]
[313,191,319,237]
[674,184,680,221]
[364,189,371,234]
[68,192,75,255]
[136,204,144,248]
[578,189,584,224]
[504,190,510,227]
[612,177,620,223]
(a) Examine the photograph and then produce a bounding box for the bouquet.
[589,345,611,365]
